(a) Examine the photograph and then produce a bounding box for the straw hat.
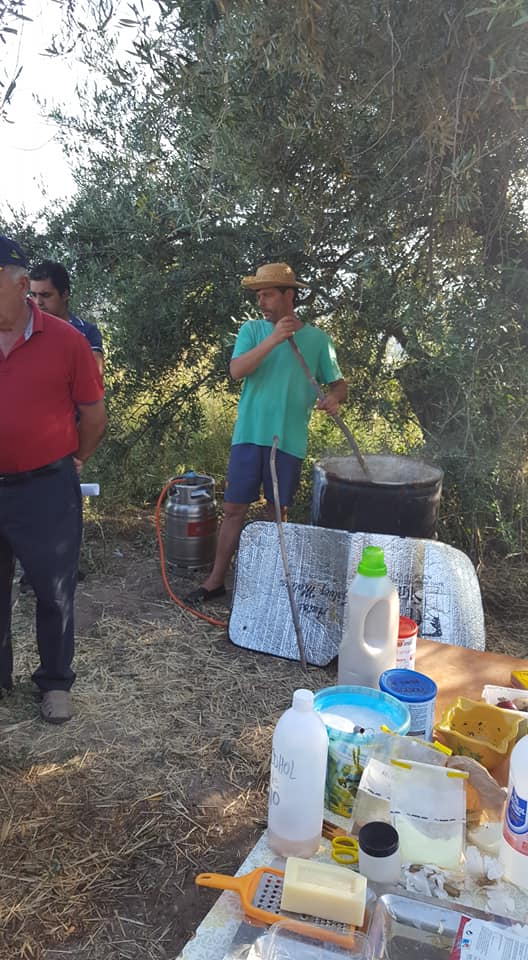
[241,262,310,290]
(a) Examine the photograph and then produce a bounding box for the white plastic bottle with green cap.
[338,545,399,688]
[267,688,329,858]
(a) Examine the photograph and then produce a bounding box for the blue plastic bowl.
[314,685,411,742]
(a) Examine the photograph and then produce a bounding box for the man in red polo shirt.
[0,236,107,724]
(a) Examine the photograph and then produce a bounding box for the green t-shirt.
[231,319,343,459]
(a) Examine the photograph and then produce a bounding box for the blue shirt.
[69,312,103,353]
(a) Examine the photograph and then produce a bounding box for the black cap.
[358,821,399,858]
[0,236,28,268]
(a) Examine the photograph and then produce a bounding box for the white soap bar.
[280,857,367,926]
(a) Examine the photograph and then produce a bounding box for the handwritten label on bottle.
[269,749,297,808]
[271,749,297,779]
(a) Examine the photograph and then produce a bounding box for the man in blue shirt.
[29,261,104,376]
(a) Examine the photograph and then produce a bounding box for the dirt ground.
[1,512,527,960]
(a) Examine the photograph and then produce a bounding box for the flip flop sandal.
[184,585,227,606]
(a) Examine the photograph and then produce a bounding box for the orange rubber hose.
[155,478,228,629]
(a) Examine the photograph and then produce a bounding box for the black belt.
[0,456,72,486]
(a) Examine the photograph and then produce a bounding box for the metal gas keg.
[165,472,217,573]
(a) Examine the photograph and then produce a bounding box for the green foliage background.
[3,0,528,561]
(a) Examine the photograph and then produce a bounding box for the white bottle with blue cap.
[338,545,399,689]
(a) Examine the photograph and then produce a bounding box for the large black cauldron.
[312,454,443,539]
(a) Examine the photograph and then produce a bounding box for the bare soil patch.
[0,514,526,959]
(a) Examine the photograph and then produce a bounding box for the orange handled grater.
[195,866,359,948]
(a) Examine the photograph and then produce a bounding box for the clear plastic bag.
[446,754,506,824]
[368,730,448,767]
[350,758,392,835]
[350,735,448,834]
[390,759,467,870]
[352,756,467,870]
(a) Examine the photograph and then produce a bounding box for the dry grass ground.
[0,514,526,959]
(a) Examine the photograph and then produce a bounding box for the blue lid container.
[379,668,437,703]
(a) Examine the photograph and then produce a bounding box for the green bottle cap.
[357,545,387,577]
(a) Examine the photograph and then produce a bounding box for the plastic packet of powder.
[449,916,528,959]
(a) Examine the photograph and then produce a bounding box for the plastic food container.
[261,920,372,960]
[481,685,528,740]
[358,821,400,884]
[437,696,523,771]
[378,669,437,740]
[313,686,410,818]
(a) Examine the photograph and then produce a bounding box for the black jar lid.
[358,821,399,858]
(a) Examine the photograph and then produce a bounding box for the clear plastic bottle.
[267,689,329,858]
[500,734,528,892]
[338,545,399,689]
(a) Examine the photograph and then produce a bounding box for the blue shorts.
[225,444,303,507]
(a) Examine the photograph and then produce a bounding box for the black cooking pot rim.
[316,454,443,489]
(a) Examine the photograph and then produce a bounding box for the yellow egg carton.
[511,669,528,690]
[437,697,523,771]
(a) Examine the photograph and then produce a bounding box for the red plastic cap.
[398,616,418,639]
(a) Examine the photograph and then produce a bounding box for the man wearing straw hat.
[186,262,347,605]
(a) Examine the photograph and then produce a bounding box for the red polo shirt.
[0,302,104,473]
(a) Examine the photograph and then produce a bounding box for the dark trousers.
[0,458,82,692]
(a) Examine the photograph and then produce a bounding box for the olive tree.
[7,0,528,551]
